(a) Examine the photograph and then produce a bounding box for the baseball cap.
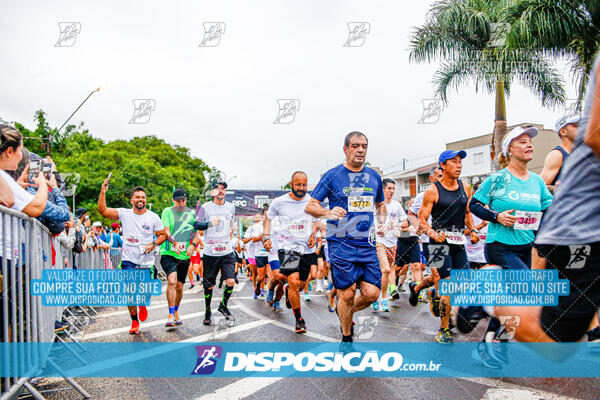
[111,222,120,229]
[502,126,538,156]
[75,207,87,219]
[438,150,467,166]
[172,188,187,200]
[554,115,581,135]
[92,221,102,228]
[211,181,228,189]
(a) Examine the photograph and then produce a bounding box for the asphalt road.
[32,275,600,400]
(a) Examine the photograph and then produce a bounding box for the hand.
[434,231,446,243]
[263,238,272,252]
[308,234,317,248]
[17,165,31,189]
[326,206,346,220]
[66,217,74,229]
[497,209,517,227]
[186,244,196,257]
[173,242,182,255]
[30,169,46,189]
[470,231,480,244]
[376,224,386,236]
[101,178,109,194]
[400,220,410,232]
[142,242,155,254]
[48,173,58,189]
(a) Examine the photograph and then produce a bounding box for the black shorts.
[202,252,237,288]
[160,255,189,284]
[395,237,421,266]
[278,251,316,282]
[535,242,600,342]
[317,250,325,261]
[422,242,430,262]
[427,243,468,279]
[256,256,269,269]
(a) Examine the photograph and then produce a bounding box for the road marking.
[481,387,576,400]
[95,298,205,319]
[84,306,241,339]
[193,377,283,400]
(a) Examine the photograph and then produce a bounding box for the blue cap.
[438,150,467,166]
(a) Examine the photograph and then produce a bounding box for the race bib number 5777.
[348,196,374,212]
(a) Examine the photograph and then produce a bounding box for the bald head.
[290,171,308,199]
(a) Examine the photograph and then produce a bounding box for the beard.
[134,201,145,210]
[291,188,306,198]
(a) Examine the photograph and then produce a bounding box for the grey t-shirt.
[535,55,600,245]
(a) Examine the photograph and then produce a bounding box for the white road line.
[233,281,246,293]
[84,306,241,339]
[481,387,577,400]
[193,377,283,400]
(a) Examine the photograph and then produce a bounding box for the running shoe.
[284,284,292,309]
[165,314,176,328]
[408,282,419,307]
[490,340,509,364]
[174,311,182,325]
[218,304,235,321]
[427,289,440,317]
[189,281,195,290]
[316,280,324,294]
[129,320,140,334]
[434,328,453,344]
[456,306,485,334]
[203,310,212,326]
[260,289,265,298]
[418,291,428,303]
[380,299,390,312]
[304,291,311,302]
[472,342,502,369]
[273,301,283,311]
[371,301,379,311]
[138,306,148,322]
[326,290,336,313]
[266,290,275,306]
[295,318,307,334]
[587,326,600,347]
[390,288,400,300]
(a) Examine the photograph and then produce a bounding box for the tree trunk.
[491,80,507,171]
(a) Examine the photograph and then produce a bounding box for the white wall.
[460,144,491,178]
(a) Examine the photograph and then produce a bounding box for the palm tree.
[409,0,566,169]
[502,0,600,109]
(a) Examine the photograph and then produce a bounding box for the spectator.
[0,174,15,207]
[108,222,123,248]
[89,221,110,250]
[56,214,76,250]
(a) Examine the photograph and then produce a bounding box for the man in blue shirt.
[306,131,386,343]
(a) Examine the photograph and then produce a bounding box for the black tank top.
[550,146,569,186]
[431,180,468,231]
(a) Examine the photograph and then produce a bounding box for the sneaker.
[326,290,336,313]
[284,285,292,309]
[371,301,379,311]
[490,340,509,364]
[165,314,176,328]
[295,318,307,333]
[434,328,453,344]
[398,285,406,293]
[266,290,275,306]
[218,303,235,321]
[586,327,600,347]
[380,299,390,312]
[189,282,195,290]
[316,280,323,294]
[260,289,265,298]
[273,300,283,311]
[203,310,212,326]
[304,292,311,302]
[408,282,419,307]
[129,320,140,334]
[390,288,400,300]
[418,291,428,303]
[138,306,148,322]
[472,342,502,369]
[174,311,182,325]
[253,292,259,299]
[427,290,440,317]
[456,306,485,334]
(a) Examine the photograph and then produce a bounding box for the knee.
[225,278,235,287]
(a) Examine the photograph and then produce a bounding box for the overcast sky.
[0,1,580,189]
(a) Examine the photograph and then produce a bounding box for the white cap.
[502,126,538,156]
[92,221,102,228]
[554,115,581,135]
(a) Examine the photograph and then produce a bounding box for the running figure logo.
[55,22,81,47]
[199,22,226,47]
[273,99,300,124]
[355,316,379,339]
[487,171,511,197]
[418,99,444,124]
[129,99,156,124]
[348,173,370,186]
[191,345,222,375]
[343,22,370,47]
[427,245,449,269]
[566,245,591,269]
[496,316,520,340]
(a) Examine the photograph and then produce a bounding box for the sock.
[168,306,175,315]
[268,289,274,298]
[389,283,397,291]
[222,285,234,306]
[293,307,302,322]
[342,334,353,342]
[204,288,213,312]
[130,313,138,322]
[174,305,179,312]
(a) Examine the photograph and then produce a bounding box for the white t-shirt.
[410,191,432,244]
[197,201,236,257]
[244,225,256,259]
[0,170,35,260]
[268,217,281,262]
[466,214,488,264]
[250,222,268,257]
[266,194,318,255]
[118,208,163,265]
[375,200,407,248]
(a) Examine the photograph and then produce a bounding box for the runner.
[396,197,424,307]
[306,131,386,343]
[159,188,198,328]
[242,213,262,295]
[195,181,237,325]
[418,150,479,343]
[373,178,408,312]
[540,115,581,192]
[98,183,167,334]
[494,54,600,347]
[265,215,284,311]
[264,171,319,333]
[465,181,488,270]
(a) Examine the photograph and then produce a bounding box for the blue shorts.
[270,259,281,271]
[121,260,156,278]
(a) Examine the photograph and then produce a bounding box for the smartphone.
[42,162,52,180]
[107,172,112,182]
[28,160,41,182]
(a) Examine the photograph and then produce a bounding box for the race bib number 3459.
[348,196,374,212]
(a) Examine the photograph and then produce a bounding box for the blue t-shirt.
[473,169,553,245]
[311,164,384,261]
[109,232,123,248]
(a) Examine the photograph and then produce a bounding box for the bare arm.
[21,172,48,217]
[98,179,119,220]
[418,185,441,241]
[585,68,600,159]
[0,175,14,208]
[540,150,563,190]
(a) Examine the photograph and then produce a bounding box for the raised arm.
[98,179,119,220]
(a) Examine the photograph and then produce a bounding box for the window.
[474,152,484,165]
[404,180,410,190]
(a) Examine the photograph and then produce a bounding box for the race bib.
[348,196,374,212]
[211,242,229,255]
[124,234,141,247]
[445,231,467,245]
[175,242,186,252]
[514,211,542,231]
